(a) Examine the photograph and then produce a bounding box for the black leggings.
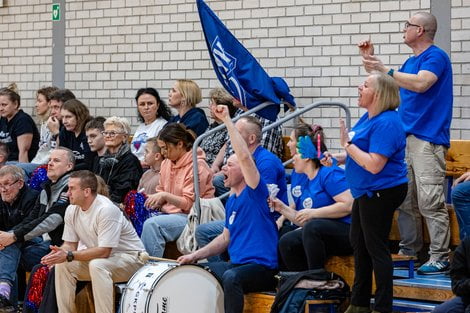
[350,183,407,313]
[279,218,352,271]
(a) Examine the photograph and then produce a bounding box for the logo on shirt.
[229,211,237,225]
[348,131,356,141]
[303,197,313,210]
[57,192,69,204]
[132,132,148,151]
[292,185,302,198]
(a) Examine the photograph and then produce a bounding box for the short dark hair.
[85,116,106,132]
[50,89,76,103]
[70,170,98,194]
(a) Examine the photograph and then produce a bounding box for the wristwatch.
[66,251,74,262]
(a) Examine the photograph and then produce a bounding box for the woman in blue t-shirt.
[335,72,408,313]
[271,127,353,271]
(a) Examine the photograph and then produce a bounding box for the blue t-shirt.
[225,179,278,269]
[291,166,351,224]
[346,110,408,198]
[253,145,288,205]
[169,107,209,137]
[398,45,453,147]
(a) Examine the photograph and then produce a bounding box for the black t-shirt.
[59,129,95,170]
[0,110,40,161]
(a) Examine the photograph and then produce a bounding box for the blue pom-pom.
[29,165,49,191]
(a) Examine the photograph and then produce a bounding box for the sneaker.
[417,260,450,275]
[0,294,16,313]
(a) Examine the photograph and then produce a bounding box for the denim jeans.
[0,237,50,305]
[205,262,277,313]
[452,181,470,240]
[195,220,226,262]
[432,296,466,313]
[141,213,187,257]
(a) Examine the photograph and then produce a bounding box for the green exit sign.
[52,3,60,21]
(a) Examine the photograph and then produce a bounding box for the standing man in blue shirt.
[359,11,453,274]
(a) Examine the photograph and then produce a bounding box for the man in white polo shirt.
[41,170,145,313]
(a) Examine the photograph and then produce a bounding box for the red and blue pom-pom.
[124,190,157,236]
[24,265,50,312]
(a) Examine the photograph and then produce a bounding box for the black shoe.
[0,295,16,313]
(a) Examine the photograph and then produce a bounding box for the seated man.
[41,170,145,313]
[452,171,470,240]
[0,148,74,311]
[432,236,470,313]
[0,166,40,310]
[196,115,288,261]
[178,105,278,313]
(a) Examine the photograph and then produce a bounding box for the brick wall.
[0,0,468,149]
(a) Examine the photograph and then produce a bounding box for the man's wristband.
[387,68,395,77]
[344,141,352,149]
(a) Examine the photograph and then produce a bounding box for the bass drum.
[120,262,224,313]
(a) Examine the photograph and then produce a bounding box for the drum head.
[147,264,224,313]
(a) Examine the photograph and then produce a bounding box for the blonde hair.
[96,175,109,197]
[370,71,400,113]
[176,79,202,108]
[103,116,131,135]
[0,83,21,108]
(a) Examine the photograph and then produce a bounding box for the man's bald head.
[414,12,437,40]
[235,116,262,146]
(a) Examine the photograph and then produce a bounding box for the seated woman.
[199,87,237,168]
[271,130,353,271]
[0,83,40,162]
[168,79,209,137]
[141,123,214,257]
[131,87,171,163]
[58,99,94,170]
[94,116,143,204]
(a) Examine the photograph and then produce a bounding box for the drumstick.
[138,251,177,263]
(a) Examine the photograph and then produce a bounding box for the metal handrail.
[191,101,351,215]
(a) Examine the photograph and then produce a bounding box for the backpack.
[270,269,350,313]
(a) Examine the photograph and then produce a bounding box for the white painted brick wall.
[0,0,468,145]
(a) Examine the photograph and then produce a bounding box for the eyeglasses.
[101,131,126,138]
[404,21,423,30]
[0,179,19,191]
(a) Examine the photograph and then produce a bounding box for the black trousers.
[279,218,352,271]
[350,183,407,313]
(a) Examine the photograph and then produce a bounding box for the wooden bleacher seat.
[446,140,470,178]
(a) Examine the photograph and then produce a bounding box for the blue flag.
[196,0,296,121]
